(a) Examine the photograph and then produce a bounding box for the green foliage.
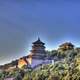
[22,46,80,80]
[1,43,80,80]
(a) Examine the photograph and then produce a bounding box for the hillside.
[23,43,80,80]
[0,42,80,80]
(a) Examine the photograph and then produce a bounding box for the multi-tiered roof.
[31,38,46,59]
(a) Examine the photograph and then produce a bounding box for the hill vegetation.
[0,42,80,80]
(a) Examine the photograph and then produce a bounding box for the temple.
[31,38,46,59]
[18,38,53,69]
[30,38,51,68]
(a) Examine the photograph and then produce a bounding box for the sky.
[0,0,80,65]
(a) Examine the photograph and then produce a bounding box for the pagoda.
[31,38,46,59]
[17,38,54,69]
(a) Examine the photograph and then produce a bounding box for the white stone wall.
[31,59,44,68]
[31,59,54,68]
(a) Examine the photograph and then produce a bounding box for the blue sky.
[0,0,80,64]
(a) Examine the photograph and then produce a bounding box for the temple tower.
[31,38,46,59]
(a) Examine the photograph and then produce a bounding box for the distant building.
[58,42,74,52]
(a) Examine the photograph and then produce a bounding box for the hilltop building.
[58,42,74,52]
[30,38,52,68]
[18,38,53,69]
[31,38,46,59]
